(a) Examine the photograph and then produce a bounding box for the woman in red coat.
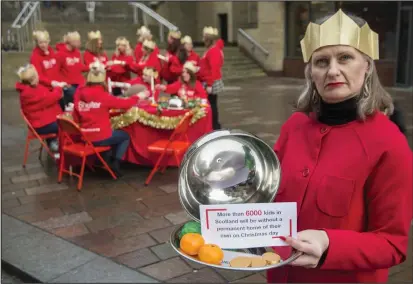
[156,61,207,100]
[56,31,89,109]
[129,39,161,77]
[83,30,108,67]
[198,26,224,130]
[106,37,135,96]
[16,64,63,152]
[30,30,66,89]
[134,26,159,63]
[73,61,140,177]
[267,10,412,283]
[181,35,200,66]
[125,67,160,101]
[160,30,187,84]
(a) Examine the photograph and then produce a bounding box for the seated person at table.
[156,61,207,100]
[126,66,160,101]
[16,64,64,152]
[72,61,140,177]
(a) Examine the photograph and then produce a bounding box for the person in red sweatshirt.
[30,30,67,90]
[181,35,200,66]
[198,26,224,130]
[159,30,187,84]
[16,64,63,153]
[56,31,89,109]
[106,37,135,96]
[72,61,140,177]
[266,10,412,283]
[134,26,159,63]
[130,40,161,77]
[83,30,109,67]
[125,67,160,101]
[156,61,207,101]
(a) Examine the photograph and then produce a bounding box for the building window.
[247,1,258,26]
[286,1,398,60]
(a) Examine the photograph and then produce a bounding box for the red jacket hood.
[216,39,224,49]
[76,85,105,102]
[15,82,31,92]
[55,42,67,52]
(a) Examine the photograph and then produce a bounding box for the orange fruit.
[180,233,205,256]
[198,244,224,265]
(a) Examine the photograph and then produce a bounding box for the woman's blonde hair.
[114,37,132,56]
[86,33,104,55]
[295,13,394,120]
[17,64,38,85]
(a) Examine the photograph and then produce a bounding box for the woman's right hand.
[156,84,166,91]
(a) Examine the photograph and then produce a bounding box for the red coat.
[267,112,412,283]
[56,45,89,85]
[164,80,207,100]
[160,51,183,83]
[72,85,139,142]
[83,50,109,67]
[107,52,135,83]
[127,77,160,101]
[30,46,62,87]
[198,43,223,86]
[130,52,161,77]
[134,42,159,62]
[187,50,200,66]
[16,82,62,128]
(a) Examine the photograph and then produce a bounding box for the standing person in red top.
[264,10,412,283]
[160,30,187,84]
[130,40,161,77]
[106,37,134,96]
[30,30,67,89]
[125,67,160,101]
[83,30,109,67]
[181,35,200,66]
[134,26,159,62]
[198,26,224,130]
[73,61,140,177]
[56,31,89,109]
[156,61,207,100]
[16,64,63,153]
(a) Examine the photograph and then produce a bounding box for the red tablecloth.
[121,105,213,166]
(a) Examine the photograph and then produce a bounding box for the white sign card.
[200,202,297,249]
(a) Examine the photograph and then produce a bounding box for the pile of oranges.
[180,233,224,265]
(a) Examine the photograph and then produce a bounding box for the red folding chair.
[145,111,194,185]
[56,117,117,191]
[21,110,57,167]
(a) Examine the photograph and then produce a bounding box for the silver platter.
[170,223,303,271]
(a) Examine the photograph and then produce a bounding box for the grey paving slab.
[1,214,39,240]
[51,257,158,283]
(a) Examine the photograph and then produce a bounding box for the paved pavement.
[1,77,412,282]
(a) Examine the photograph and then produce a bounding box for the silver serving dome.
[178,130,281,221]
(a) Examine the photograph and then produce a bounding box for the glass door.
[395,6,413,86]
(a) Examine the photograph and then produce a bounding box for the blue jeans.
[60,84,78,110]
[35,121,58,145]
[92,130,130,160]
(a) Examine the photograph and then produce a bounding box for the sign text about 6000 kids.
[200,203,297,249]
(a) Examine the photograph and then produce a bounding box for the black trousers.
[208,93,221,130]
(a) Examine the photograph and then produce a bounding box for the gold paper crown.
[300,9,379,63]
[181,35,192,45]
[64,31,80,42]
[143,67,159,79]
[203,26,219,36]
[168,30,181,39]
[17,64,37,82]
[115,37,130,47]
[33,30,50,42]
[88,30,102,40]
[137,25,151,36]
[143,39,156,50]
[183,61,199,73]
[87,61,106,83]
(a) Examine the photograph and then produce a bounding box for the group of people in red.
[16,25,225,176]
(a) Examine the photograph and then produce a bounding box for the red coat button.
[302,168,310,177]
[320,127,328,134]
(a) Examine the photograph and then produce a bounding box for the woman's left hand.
[283,229,330,269]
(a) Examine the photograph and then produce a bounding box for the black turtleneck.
[318,96,358,126]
